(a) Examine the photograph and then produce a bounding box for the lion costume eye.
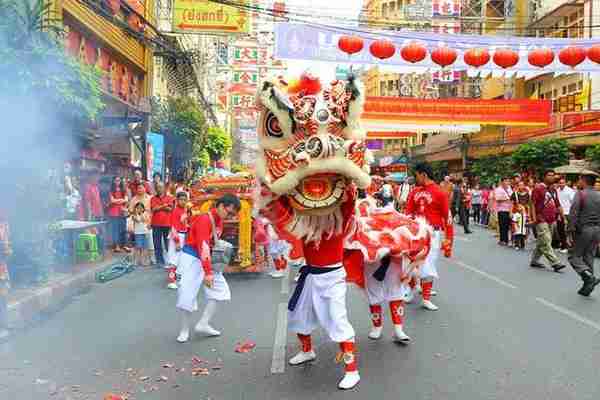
[264,112,284,138]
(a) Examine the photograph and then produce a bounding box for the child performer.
[165,192,189,289]
[267,221,290,279]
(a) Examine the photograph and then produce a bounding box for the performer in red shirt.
[175,194,240,343]
[165,192,189,290]
[404,163,453,311]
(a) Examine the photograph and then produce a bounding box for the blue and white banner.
[274,23,600,73]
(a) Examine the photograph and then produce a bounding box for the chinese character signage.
[432,0,460,17]
[172,0,251,34]
[432,70,461,83]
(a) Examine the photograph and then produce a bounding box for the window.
[553,89,558,98]
[568,83,577,93]
[562,86,567,95]
[382,3,388,17]
[380,81,386,95]
[578,81,584,90]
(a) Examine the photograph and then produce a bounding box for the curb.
[6,260,114,329]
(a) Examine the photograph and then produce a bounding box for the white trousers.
[420,231,441,280]
[167,233,186,269]
[288,267,355,343]
[176,251,231,313]
[364,259,411,305]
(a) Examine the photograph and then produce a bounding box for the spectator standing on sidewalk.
[471,184,483,224]
[150,182,174,267]
[530,170,566,272]
[556,177,576,253]
[107,176,129,253]
[128,169,153,198]
[458,181,473,234]
[567,173,600,296]
[494,178,513,246]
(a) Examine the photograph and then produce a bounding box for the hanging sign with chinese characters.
[432,0,460,17]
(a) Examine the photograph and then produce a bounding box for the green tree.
[585,144,600,167]
[511,139,569,176]
[429,161,449,182]
[205,126,232,161]
[470,155,514,187]
[0,0,104,121]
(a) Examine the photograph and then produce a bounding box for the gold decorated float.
[189,174,265,273]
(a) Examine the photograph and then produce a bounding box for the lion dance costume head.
[256,71,371,242]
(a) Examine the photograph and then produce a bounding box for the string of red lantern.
[336,36,600,68]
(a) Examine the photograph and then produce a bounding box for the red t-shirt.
[150,194,174,226]
[107,190,126,217]
[303,190,356,268]
[405,182,449,230]
[128,181,152,196]
[83,183,103,218]
[532,183,559,224]
[185,208,223,274]
[170,206,188,233]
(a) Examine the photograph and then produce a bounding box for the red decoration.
[527,47,554,68]
[369,40,395,60]
[287,72,322,95]
[431,46,457,67]
[400,42,427,64]
[558,46,586,68]
[127,14,143,32]
[105,0,120,14]
[493,48,519,69]
[84,41,98,65]
[587,45,600,64]
[338,36,364,55]
[463,48,490,68]
[65,29,81,57]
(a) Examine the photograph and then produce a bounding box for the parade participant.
[567,174,600,296]
[255,72,373,390]
[165,192,189,290]
[176,194,240,343]
[150,182,174,266]
[404,162,453,311]
[530,170,566,272]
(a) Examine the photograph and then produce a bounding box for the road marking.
[281,267,290,295]
[271,302,288,374]
[535,297,600,332]
[453,260,518,290]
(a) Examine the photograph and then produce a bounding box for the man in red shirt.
[128,169,153,197]
[404,163,453,311]
[165,192,189,289]
[530,170,566,272]
[175,194,241,343]
[83,173,104,221]
[150,182,174,266]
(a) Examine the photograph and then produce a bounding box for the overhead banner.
[172,0,250,33]
[363,97,552,126]
[274,23,600,73]
[146,132,164,178]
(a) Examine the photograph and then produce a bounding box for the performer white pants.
[288,266,355,343]
[420,231,441,280]
[167,233,186,269]
[364,259,411,305]
[176,251,231,313]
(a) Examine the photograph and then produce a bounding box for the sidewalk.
[5,253,119,329]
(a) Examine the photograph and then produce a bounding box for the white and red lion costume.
[254,72,432,389]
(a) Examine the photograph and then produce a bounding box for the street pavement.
[2,225,600,400]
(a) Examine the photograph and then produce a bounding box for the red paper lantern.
[587,45,600,64]
[369,40,395,60]
[338,36,364,55]
[400,42,427,64]
[431,46,457,67]
[527,47,554,68]
[558,46,586,68]
[463,48,490,68]
[493,48,519,69]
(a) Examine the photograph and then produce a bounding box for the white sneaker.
[392,325,411,343]
[194,324,221,337]
[338,371,360,390]
[288,350,316,365]
[559,249,568,254]
[422,300,439,311]
[368,326,383,340]
[176,329,190,343]
[167,282,178,290]
[404,290,414,304]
